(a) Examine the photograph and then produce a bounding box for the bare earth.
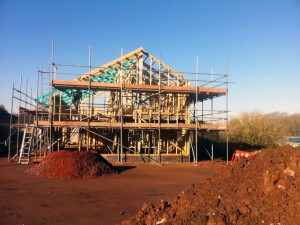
[121,146,300,225]
[0,157,224,225]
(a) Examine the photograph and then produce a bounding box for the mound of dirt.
[26,150,118,179]
[120,146,300,225]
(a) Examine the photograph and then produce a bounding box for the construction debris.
[120,146,300,225]
[26,150,118,179]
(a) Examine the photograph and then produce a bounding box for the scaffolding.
[8,45,229,164]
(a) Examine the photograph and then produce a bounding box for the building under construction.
[8,47,228,164]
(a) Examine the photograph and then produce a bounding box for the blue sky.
[0,0,299,115]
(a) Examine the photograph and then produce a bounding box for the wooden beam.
[145,52,188,81]
[170,141,184,152]
[78,47,144,81]
[52,80,227,95]
[37,120,226,131]
[143,63,176,85]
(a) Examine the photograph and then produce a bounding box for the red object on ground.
[230,150,256,165]
[26,150,118,179]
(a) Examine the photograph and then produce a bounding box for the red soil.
[120,146,300,225]
[0,159,222,225]
[26,150,118,179]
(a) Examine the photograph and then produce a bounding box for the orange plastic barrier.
[230,150,256,165]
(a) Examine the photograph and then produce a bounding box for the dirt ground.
[0,156,225,225]
[121,146,300,225]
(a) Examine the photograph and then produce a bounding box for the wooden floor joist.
[52,80,227,94]
[37,120,226,131]
[52,80,227,99]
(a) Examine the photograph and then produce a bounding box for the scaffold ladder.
[18,125,35,164]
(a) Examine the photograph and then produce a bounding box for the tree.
[228,112,285,147]
[0,104,7,113]
[282,113,300,136]
[267,112,300,136]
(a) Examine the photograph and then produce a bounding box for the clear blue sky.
[0,0,299,115]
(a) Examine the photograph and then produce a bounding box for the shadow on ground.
[114,165,136,173]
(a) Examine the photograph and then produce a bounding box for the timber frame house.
[8,46,229,164]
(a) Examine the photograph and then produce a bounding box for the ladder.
[18,125,35,164]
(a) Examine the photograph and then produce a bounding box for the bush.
[228,112,285,148]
